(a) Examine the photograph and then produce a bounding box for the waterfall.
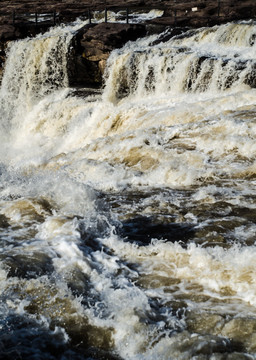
[1,19,256,360]
[104,22,256,102]
[0,23,86,133]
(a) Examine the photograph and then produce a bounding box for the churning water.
[0,19,256,359]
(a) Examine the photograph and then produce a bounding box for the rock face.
[69,23,147,87]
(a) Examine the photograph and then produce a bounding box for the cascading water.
[1,19,256,360]
[104,22,256,102]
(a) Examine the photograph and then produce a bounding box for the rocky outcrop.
[69,23,147,87]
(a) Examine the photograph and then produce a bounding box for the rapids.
[0,19,256,359]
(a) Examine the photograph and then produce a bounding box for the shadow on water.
[118,216,195,246]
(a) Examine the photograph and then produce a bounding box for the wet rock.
[0,314,121,360]
[69,23,147,87]
[150,26,190,45]
[186,312,225,335]
[0,214,9,228]
[1,253,54,279]
[118,215,195,245]
[220,317,256,353]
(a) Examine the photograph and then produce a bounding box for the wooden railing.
[12,11,60,26]
[11,1,256,27]
[12,8,134,25]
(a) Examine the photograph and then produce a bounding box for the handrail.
[12,10,59,26]
[11,1,255,27]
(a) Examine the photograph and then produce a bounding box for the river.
[0,18,256,360]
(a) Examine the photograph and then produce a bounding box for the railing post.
[53,10,56,25]
[126,7,129,24]
[35,11,38,26]
[88,8,91,24]
[105,7,107,23]
[12,10,15,24]
[174,9,177,26]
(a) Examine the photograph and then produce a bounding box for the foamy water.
[0,20,256,359]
